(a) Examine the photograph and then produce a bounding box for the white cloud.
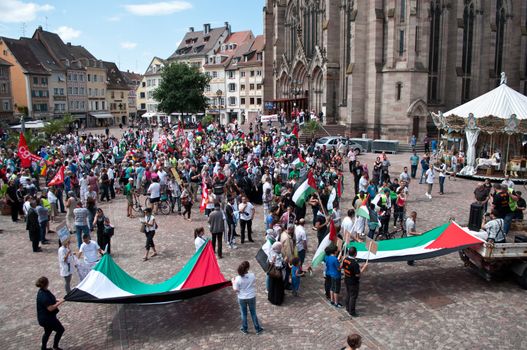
[107,15,121,22]
[124,1,192,16]
[0,0,53,23]
[55,26,81,41]
[120,41,137,49]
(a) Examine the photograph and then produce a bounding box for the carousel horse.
[476,152,501,170]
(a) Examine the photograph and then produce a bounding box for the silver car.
[315,136,364,154]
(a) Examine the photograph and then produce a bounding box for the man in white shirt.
[107,166,116,199]
[238,196,255,243]
[405,211,419,266]
[147,178,161,213]
[157,168,168,188]
[341,209,355,243]
[295,219,307,265]
[347,149,357,173]
[78,233,102,265]
[425,167,435,199]
[501,175,515,190]
[358,175,369,193]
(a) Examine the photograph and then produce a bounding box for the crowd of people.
[2,117,523,349]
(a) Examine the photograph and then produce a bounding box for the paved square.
[1,151,526,350]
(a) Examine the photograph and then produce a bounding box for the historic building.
[137,56,166,115]
[230,35,265,125]
[204,30,254,124]
[21,38,68,119]
[0,58,13,122]
[33,27,89,123]
[0,37,52,120]
[103,61,129,126]
[121,70,142,123]
[167,23,231,72]
[263,0,527,140]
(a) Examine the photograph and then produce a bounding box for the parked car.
[315,136,365,154]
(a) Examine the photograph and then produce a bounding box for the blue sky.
[0,0,264,73]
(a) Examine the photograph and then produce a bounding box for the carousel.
[431,73,527,182]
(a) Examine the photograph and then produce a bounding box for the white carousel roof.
[442,82,527,120]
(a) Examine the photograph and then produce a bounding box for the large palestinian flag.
[347,221,484,262]
[292,171,317,207]
[65,240,231,304]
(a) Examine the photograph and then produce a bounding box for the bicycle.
[131,193,144,213]
[374,210,407,241]
[144,193,171,215]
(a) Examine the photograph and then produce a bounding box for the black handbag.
[266,263,282,279]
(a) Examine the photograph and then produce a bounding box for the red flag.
[337,178,342,198]
[292,124,299,138]
[197,122,203,133]
[176,121,184,138]
[199,182,208,213]
[17,133,33,168]
[307,171,317,189]
[183,138,189,150]
[329,219,337,242]
[48,165,65,187]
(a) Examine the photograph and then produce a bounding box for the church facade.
[263,0,527,140]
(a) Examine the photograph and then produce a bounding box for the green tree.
[201,114,215,127]
[43,114,74,136]
[153,62,210,114]
[302,120,320,141]
[7,129,46,152]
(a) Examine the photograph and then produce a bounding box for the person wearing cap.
[142,207,158,261]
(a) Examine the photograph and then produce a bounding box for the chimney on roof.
[225,22,231,36]
[189,27,194,32]
[204,23,211,34]
[38,26,43,31]
[67,42,71,46]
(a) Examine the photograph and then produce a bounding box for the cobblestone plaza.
[1,150,526,350]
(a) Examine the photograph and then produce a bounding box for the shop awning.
[10,120,48,129]
[90,113,114,119]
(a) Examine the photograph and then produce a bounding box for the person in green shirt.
[124,178,135,218]
[274,180,282,197]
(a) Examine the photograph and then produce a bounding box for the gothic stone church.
[263,0,527,141]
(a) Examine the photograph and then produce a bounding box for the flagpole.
[315,191,327,218]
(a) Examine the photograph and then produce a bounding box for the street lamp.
[216,89,223,124]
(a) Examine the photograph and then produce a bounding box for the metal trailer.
[459,240,527,289]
